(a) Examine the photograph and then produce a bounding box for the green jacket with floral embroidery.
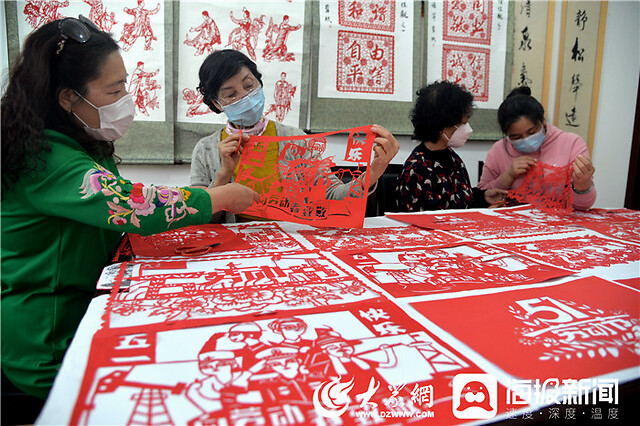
[1,129,212,399]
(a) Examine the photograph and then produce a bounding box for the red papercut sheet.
[442,44,491,101]
[411,276,640,380]
[228,222,309,255]
[443,0,493,45]
[334,242,572,298]
[298,225,463,253]
[615,277,640,291]
[236,126,374,228]
[386,210,523,231]
[337,30,395,94]
[102,251,382,329]
[499,207,640,232]
[338,0,396,32]
[487,232,640,271]
[71,299,512,425]
[128,225,249,257]
[507,162,574,214]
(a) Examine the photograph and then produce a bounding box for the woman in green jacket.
[0,16,259,405]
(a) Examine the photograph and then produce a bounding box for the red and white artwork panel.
[177,1,306,127]
[102,250,383,329]
[298,225,463,253]
[318,0,414,101]
[426,0,508,108]
[334,242,572,298]
[70,299,512,425]
[411,276,640,381]
[17,0,166,121]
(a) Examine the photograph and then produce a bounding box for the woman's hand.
[215,133,249,186]
[206,183,260,214]
[367,124,400,188]
[485,188,508,207]
[571,154,595,192]
[499,155,536,188]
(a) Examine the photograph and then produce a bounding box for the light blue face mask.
[220,86,265,127]
[510,128,546,153]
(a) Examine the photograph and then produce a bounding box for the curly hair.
[497,86,546,134]
[1,19,120,195]
[197,49,263,114]
[411,81,474,143]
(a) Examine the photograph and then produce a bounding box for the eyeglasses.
[56,15,100,55]
[216,83,260,107]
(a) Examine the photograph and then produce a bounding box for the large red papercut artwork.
[487,232,640,271]
[236,127,374,228]
[103,251,381,329]
[128,61,161,116]
[23,0,68,29]
[226,7,265,61]
[127,224,249,257]
[183,10,221,56]
[265,72,297,121]
[120,1,160,52]
[299,226,462,253]
[337,30,394,94]
[262,16,301,62]
[507,162,574,213]
[443,0,493,45]
[84,0,117,32]
[338,0,396,32]
[411,276,640,379]
[335,242,572,297]
[182,88,211,117]
[442,44,490,101]
[386,210,522,231]
[71,299,508,425]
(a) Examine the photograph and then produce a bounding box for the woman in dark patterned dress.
[395,81,506,211]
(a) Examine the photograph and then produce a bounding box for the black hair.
[197,49,263,114]
[497,86,546,134]
[411,81,474,143]
[1,18,120,195]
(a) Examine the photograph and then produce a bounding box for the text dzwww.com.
[354,410,435,418]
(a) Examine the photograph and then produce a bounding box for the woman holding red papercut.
[478,86,596,210]
[190,49,400,222]
[0,16,259,409]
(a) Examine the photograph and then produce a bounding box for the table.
[36,207,640,425]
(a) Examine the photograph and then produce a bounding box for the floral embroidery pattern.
[80,163,198,228]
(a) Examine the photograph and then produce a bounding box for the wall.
[6,2,636,209]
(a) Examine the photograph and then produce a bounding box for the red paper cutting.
[237,127,374,228]
[120,1,160,51]
[386,210,521,231]
[338,0,396,32]
[298,225,463,253]
[334,242,572,298]
[443,0,493,45]
[71,299,511,425]
[337,30,394,94]
[614,277,640,291]
[127,224,249,257]
[411,276,640,380]
[442,44,490,101]
[507,162,574,214]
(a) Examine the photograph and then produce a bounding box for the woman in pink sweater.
[478,87,596,210]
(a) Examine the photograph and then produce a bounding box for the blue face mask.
[220,86,265,127]
[509,128,546,153]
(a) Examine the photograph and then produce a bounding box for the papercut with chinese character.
[411,276,640,380]
[337,30,394,94]
[127,224,249,258]
[338,0,396,32]
[298,225,463,253]
[443,0,493,45]
[70,299,507,425]
[334,242,572,298]
[507,162,574,213]
[102,251,382,329]
[235,126,375,228]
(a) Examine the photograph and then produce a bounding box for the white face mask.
[443,123,473,148]
[73,92,135,141]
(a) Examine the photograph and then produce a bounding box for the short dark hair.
[497,86,545,134]
[197,49,263,114]
[411,81,474,143]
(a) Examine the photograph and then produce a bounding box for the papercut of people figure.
[190,49,400,223]
[120,0,160,52]
[184,10,221,56]
[263,15,301,62]
[265,72,297,121]
[83,0,117,32]
[227,7,265,61]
